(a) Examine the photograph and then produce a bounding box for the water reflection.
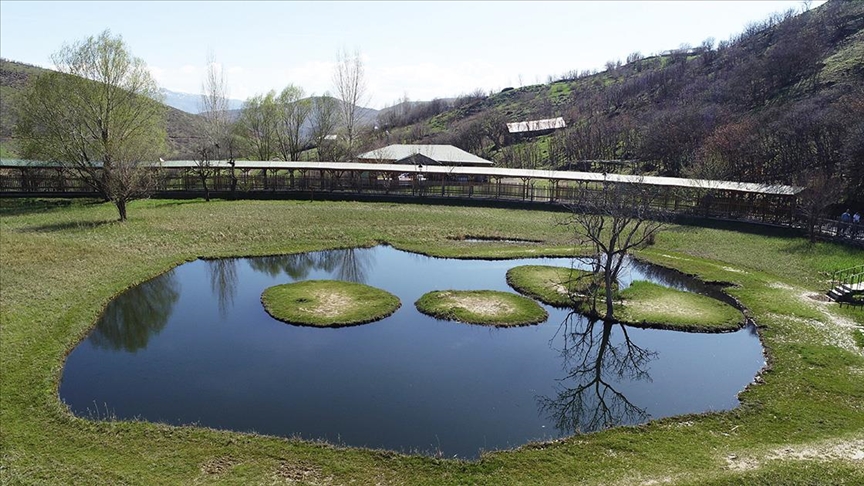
[207,259,239,317]
[625,259,736,306]
[247,248,374,283]
[89,271,180,352]
[539,313,657,434]
[61,246,765,459]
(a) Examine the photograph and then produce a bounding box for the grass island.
[415,289,548,326]
[507,265,743,331]
[261,280,401,327]
[617,280,744,331]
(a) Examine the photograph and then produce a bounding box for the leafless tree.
[332,48,369,160]
[564,179,667,320]
[194,53,232,201]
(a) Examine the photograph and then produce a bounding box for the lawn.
[1,198,862,485]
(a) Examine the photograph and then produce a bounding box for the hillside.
[0,59,203,159]
[367,0,864,203]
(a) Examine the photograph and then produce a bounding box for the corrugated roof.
[0,158,802,195]
[506,117,566,133]
[357,144,494,166]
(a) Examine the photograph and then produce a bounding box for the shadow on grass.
[670,216,804,239]
[20,219,118,233]
[0,198,104,217]
[146,198,212,208]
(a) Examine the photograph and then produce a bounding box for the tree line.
[15,31,373,219]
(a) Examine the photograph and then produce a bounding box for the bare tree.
[275,84,312,161]
[194,52,232,201]
[565,179,666,320]
[332,48,369,160]
[15,30,166,221]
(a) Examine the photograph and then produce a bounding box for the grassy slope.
[0,59,203,160]
[1,198,863,485]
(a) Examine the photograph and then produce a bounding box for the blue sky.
[1,1,822,108]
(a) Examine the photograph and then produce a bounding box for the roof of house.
[357,144,494,166]
[506,117,566,134]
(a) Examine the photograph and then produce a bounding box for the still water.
[60,246,764,458]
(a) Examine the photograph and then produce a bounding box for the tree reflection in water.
[538,312,657,434]
[247,248,374,283]
[207,259,238,317]
[89,271,180,352]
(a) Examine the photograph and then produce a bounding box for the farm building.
[506,117,566,135]
[357,144,494,167]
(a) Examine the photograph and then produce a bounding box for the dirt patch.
[445,294,515,316]
[806,293,831,302]
[725,437,864,472]
[299,290,354,318]
[274,461,331,484]
[626,296,706,318]
[793,287,863,356]
[200,456,237,476]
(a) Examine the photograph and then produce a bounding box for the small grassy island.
[617,281,743,331]
[415,290,548,326]
[261,280,401,327]
[506,265,609,308]
[507,265,742,331]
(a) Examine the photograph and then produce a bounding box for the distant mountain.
[160,88,245,114]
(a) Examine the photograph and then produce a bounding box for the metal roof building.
[357,145,494,166]
[506,117,566,134]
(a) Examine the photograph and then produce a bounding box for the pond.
[59,246,764,459]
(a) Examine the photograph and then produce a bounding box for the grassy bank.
[2,198,862,485]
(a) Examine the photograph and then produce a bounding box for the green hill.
[370,0,864,204]
[0,58,202,160]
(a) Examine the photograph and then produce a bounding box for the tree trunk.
[200,175,210,202]
[115,199,127,222]
[604,255,615,321]
[229,164,238,200]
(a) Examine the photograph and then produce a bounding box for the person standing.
[839,209,852,236]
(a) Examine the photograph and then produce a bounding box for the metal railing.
[830,264,864,296]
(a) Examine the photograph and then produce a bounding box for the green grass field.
[2,198,862,485]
